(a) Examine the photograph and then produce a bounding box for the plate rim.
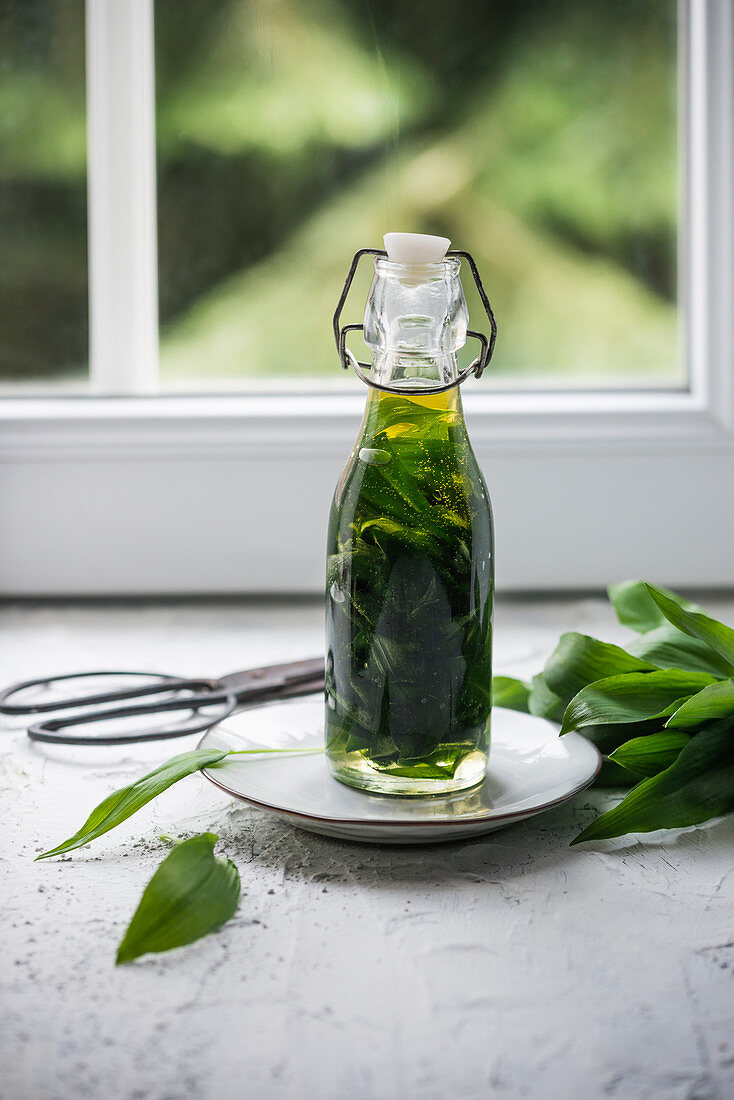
[198,716,602,831]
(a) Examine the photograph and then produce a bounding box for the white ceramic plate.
[199,696,601,845]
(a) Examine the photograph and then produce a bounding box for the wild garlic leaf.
[607,579,702,633]
[560,670,716,736]
[645,584,734,671]
[543,632,656,707]
[571,720,734,844]
[492,676,531,713]
[665,680,734,731]
[609,731,691,778]
[570,719,669,758]
[528,674,565,723]
[594,759,638,788]
[36,748,229,860]
[628,625,734,677]
[116,833,240,964]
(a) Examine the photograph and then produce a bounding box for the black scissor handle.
[27,690,238,746]
[25,680,327,746]
[0,670,218,715]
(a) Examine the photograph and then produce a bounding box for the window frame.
[1,0,732,595]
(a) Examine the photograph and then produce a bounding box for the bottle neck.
[369,350,460,389]
[359,368,466,446]
[363,256,468,389]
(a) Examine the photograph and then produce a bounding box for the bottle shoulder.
[331,418,491,529]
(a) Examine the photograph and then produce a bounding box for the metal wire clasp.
[332,247,498,395]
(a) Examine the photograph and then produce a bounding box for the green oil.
[325,384,494,796]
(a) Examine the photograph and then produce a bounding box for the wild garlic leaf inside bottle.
[326,233,495,795]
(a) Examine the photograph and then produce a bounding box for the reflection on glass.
[155,0,679,389]
[0,0,87,389]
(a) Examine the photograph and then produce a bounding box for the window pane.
[0,0,88,391]
[155,0,679,390]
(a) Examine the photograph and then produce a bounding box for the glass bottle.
[326,233,496,796]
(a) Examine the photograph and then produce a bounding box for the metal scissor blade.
[218,657,324,700]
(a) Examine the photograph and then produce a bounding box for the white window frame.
[0,0,732,595]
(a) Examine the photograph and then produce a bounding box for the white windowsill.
[1,383,731,461]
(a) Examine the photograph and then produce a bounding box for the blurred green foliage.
[0,0,87,382]
[0,0,678,385]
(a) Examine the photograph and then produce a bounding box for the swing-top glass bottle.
[326,232,496,796]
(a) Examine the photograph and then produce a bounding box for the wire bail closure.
[332,247,498,395]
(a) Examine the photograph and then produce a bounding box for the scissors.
[0,657,325,746]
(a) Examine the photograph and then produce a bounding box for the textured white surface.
[2,595,734,1100]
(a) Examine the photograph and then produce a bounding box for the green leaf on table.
[571,719,734,844]
[560,670,716,736]
[528,674,565,723]
[610,730,691,778]
[665,680,734,731]
[543,633,656,707]
[607,579,701,633]
[492,676,531,713]
[116,833,240,964]
[645,584,734,671]
[628,625,734,677]
[573,719,667,758]
[36,748,229,860]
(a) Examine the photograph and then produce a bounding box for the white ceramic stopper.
[383,232,451,263]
